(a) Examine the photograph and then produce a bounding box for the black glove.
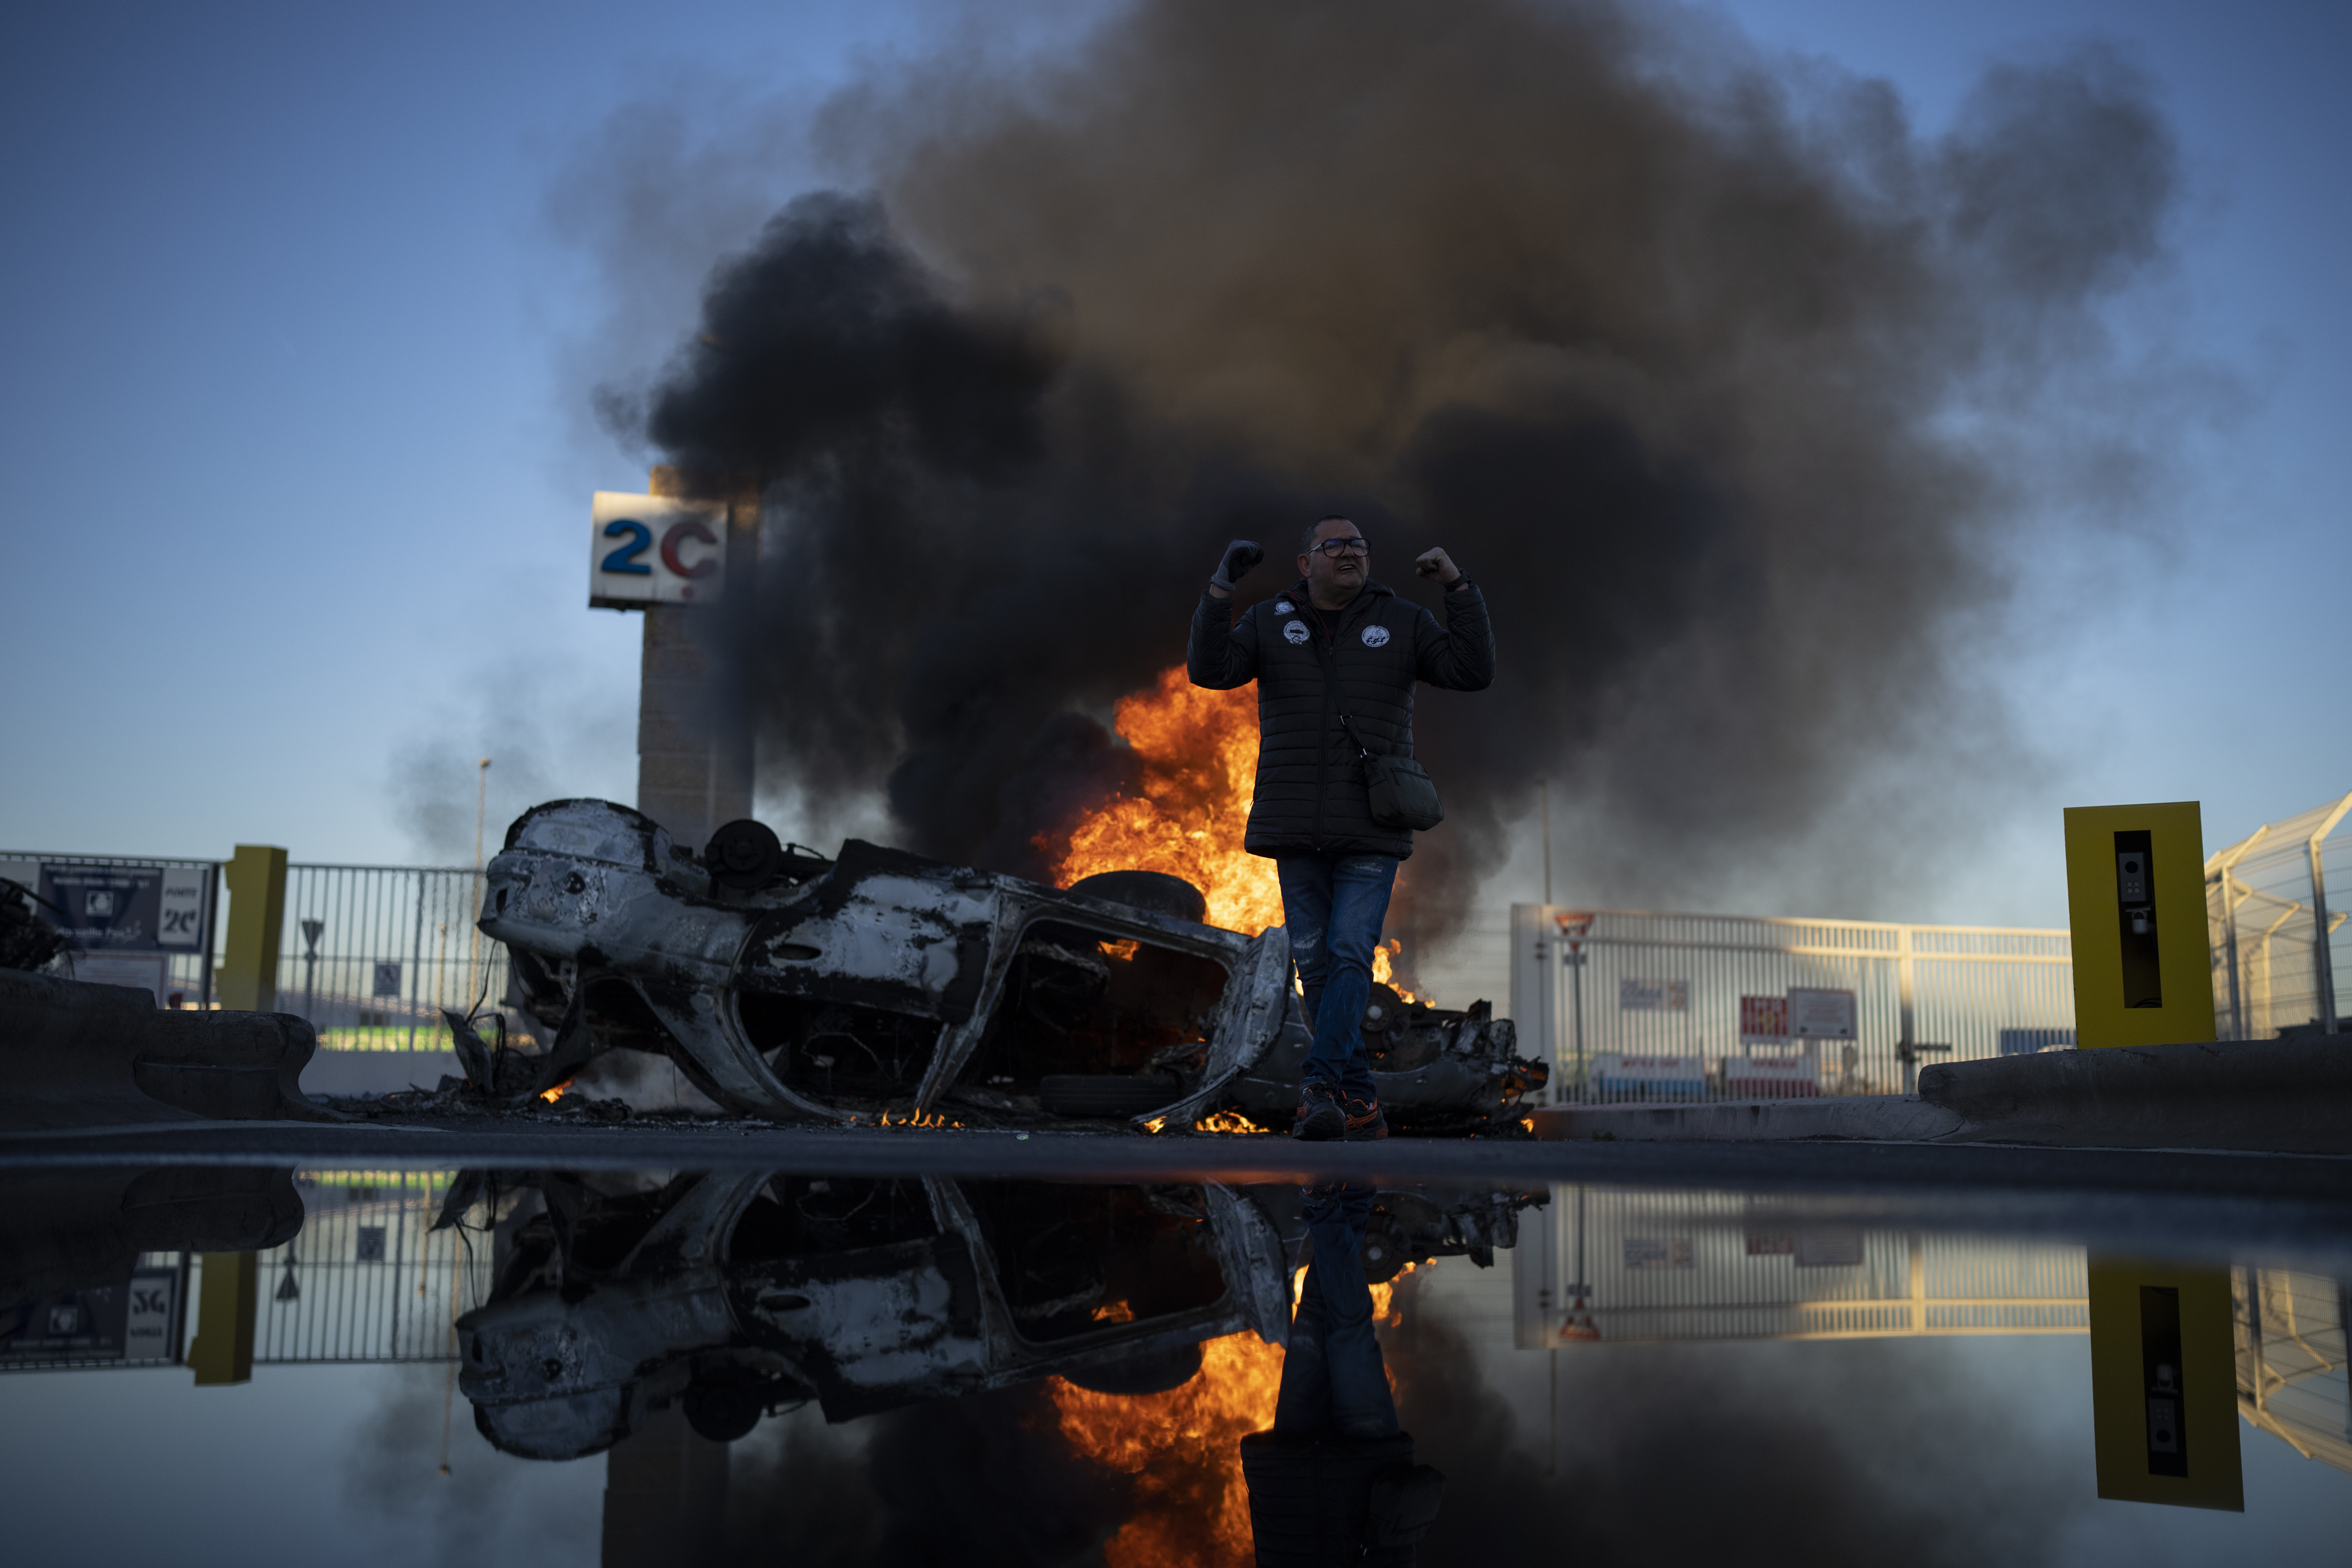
[1211,539,1265,590]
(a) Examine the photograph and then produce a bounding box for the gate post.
[216,844,288,1012]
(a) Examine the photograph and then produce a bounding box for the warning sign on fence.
[1739,995,1789,1042]
[1788,987,1858,1040]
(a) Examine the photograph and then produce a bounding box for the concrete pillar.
[601,1403,730,1566]
[634,467,757,853]
[215,844,287,1012]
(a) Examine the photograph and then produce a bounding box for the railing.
[244,1171,489,1361]
[1509,905,2075,1102]
[1512,1186,2089,1345]
[2207,790,2352,1041]
[277,865,512,1051]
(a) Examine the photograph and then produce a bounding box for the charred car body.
[452,1168,1542,1459]
[481,799,1545,1131]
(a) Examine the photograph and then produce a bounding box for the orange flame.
[1051,1278,1406,1566]
[1045,663,1426,992]
[1044,666,1282,935]
[538,1078,573,1104]
[1371,938,1420,1005]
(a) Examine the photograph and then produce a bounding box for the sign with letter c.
[659,518,720,579]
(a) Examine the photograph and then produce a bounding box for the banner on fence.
[14,863,211,951]
[1619,978,1688,1012]
[1788,987,1857,1040]
[1593,1054,1706,1096]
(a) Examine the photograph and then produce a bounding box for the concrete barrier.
[1531,1097,1962,1143]
[1919,1035,2352,1155]
[0,969,338,1130]
[1529,1037,2352,1155]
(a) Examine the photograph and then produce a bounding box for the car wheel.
[1067,870,1208,925]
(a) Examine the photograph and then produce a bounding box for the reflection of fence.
[2207,791,2351,1041]
[0,1172,487,1375]
[242,1171,488,1361]
[1512,1186,2088,1344]
[278,865,512,1051]
[2237,1269,2351,1472]
[1511,906,2074,1102]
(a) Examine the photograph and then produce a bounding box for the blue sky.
[2,0,2343,927]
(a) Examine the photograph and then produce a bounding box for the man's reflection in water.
[1243,1182,1444,1565]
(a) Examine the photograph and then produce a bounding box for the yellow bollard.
[188,1251,259,1386]
[215,844,288,1012]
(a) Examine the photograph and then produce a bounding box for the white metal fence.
[1510,905,2076,1102]
[2207,790,2351,1042]
[1512,1186,2089,1345]
[279,865,513,1051]
[243,1171,489,1362]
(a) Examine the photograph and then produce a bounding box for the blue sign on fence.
[32,864,209,951]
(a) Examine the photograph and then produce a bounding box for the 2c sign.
[589,492,730,609]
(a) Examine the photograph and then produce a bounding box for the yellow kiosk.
[2062,801,2216,1049]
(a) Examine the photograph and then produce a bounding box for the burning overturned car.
[476,798,1545,1132]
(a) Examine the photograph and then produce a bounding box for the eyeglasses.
[1310,537,1369,558]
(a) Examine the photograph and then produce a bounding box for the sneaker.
[1341,1092,1388,1141]
[1292,1080,1345,1141]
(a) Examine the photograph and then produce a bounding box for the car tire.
[1060,1342,1205,1395]
[1067,870,1208,925]
[1040,1074,1185,1117]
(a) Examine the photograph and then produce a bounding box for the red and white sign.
[1722,1055,1820,1098]
[589,492,729,609]
[1739,995,1789,1043]
[1788,987,1857,1041]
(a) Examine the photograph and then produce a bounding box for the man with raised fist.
[1187,516,1494,1140]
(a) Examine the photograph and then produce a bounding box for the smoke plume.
[596,0,2184,933]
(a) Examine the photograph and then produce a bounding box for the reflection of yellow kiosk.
[2067,803,2239,1507]
[2063,802,2216,1049]
[2087,1258,2243,1510]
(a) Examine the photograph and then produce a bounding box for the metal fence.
[2207,790,2351,1042]
[2238,1268,2351,1471]
[278,865,513,1050]
[1510,905,2076,1102]
[1511,1186,2089,1345]
[244,1171,489,1362]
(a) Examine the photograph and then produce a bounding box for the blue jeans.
[1274,1182,1398,1438]
[1276,853,1399,1100]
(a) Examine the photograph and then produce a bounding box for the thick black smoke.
[605,0,2183,936]
[720,1384,1128,1566]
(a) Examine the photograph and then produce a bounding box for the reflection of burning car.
[480,799,1546,1131]
[453,1169,1542,1459]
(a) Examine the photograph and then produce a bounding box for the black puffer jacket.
[1188,577,1495,860]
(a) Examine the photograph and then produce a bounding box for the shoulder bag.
[1313,633,1445,831]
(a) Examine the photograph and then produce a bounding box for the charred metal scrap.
[478,800,1548,1132]
[449,1169,1545,1459]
